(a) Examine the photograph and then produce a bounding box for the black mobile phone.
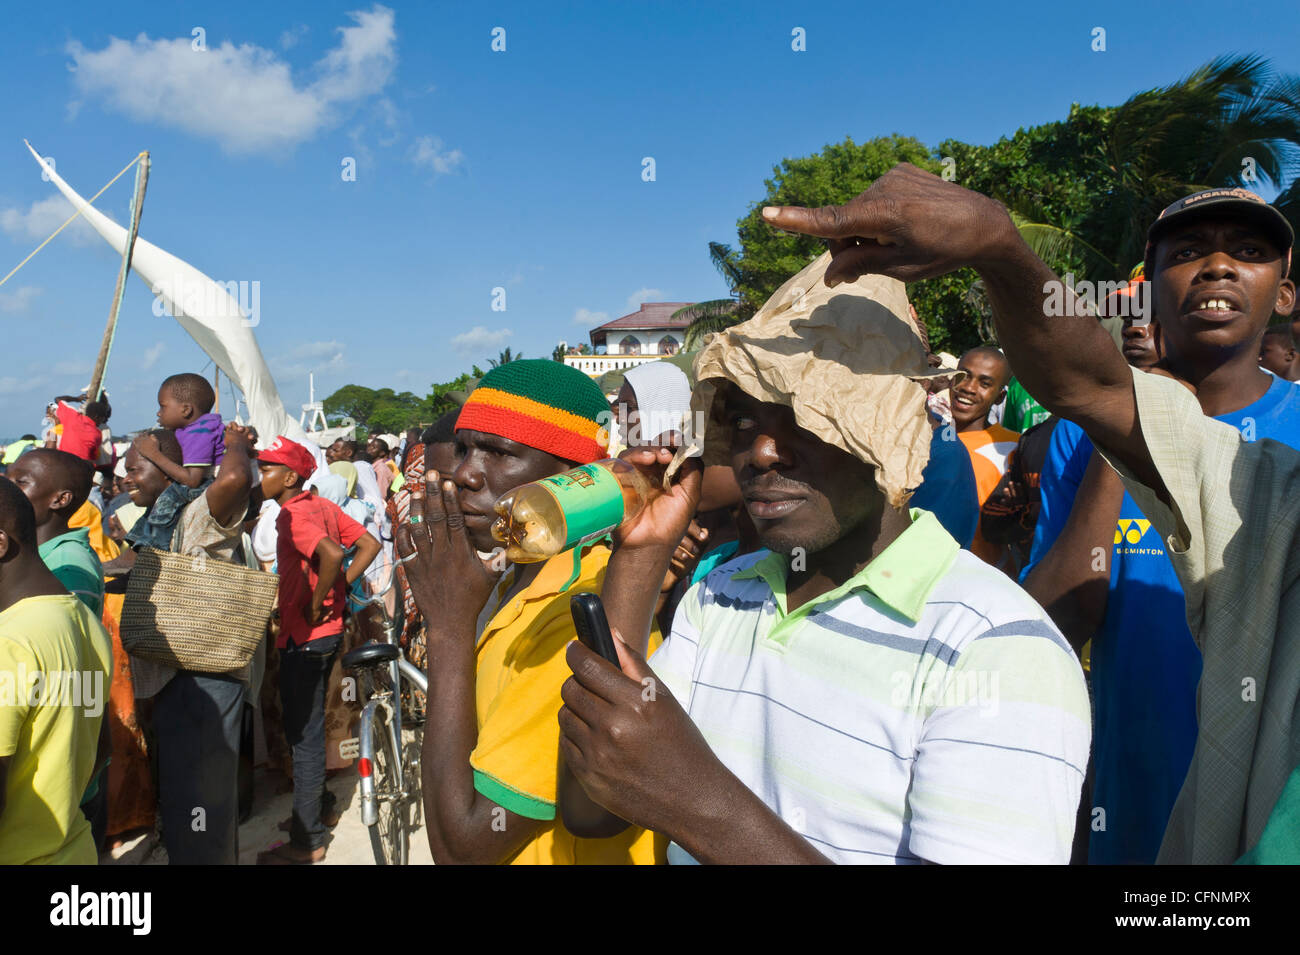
[570,593,621,665]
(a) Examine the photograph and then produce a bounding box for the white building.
[563,301,692,378]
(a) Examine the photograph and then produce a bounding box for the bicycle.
[341,562,428,865]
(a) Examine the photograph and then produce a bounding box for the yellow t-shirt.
[471,541,665,865]
[0,594,113,864]
[68,499,120,563]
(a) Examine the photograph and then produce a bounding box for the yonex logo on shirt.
[1115,518,1153,545]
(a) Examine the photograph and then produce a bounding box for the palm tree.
[488,347,522,368]
[1014,55,1300,283]
[675,242,751,350]
[1272,170,1300,281]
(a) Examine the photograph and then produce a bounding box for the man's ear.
[1274,278,1296,318]
[0,529,10,561]
[50,489,74,513]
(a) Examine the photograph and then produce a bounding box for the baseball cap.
[1145,187,1294,275]
[258,436,317,480]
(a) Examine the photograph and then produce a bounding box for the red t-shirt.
[56,401,103,462]
[274,491,368,648]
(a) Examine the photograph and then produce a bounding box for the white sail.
[25,141,313,448]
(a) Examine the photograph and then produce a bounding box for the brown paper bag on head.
[691,251,953,509]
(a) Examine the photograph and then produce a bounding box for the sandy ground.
[101,726,433,866]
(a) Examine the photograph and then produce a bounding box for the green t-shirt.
[1236,766,1300,864]
[38,529,104,618]
[1001,378,1051,434]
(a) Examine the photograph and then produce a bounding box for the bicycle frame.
[356,659,427,827]
[348,553,428,847]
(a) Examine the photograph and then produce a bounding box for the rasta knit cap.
[455,359,611,464]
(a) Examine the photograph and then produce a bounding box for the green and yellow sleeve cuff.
[472,769,556,821]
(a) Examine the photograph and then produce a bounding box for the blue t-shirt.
[1024,374,1300,864]
[910,428,979,549]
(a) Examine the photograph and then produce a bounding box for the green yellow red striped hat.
[455,359,610,463]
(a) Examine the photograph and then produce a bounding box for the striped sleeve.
[906,615,1091,864]
[648,580,704,709]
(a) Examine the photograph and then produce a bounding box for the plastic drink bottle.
[491,458,651,562]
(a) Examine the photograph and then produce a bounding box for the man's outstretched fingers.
[441,478,464,533]
[406,489,436,563]
[394,522,416,560]
[762,202,860,239]
[423,470,449,537]
[825,241,907,287]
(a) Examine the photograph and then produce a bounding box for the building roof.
[592,302,695,332]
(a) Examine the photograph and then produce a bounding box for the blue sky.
[1,0,1296,440]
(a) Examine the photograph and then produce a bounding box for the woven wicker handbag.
[120,547,279,673]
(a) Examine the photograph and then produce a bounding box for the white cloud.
[141,341,166,370]
[0,375,47,396]
[573,307,608,327]
[52,359,92,376]
[626,287,662,310]
[1,195,101,246]
[451,326,512,352]
[65,5,398,156]
[410,135,464,175]
[0,285,41,313]
[280,24,309,50]
[271,339,346,377]
[374,98,401,146]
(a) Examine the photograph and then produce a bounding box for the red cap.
[258,436,317,480]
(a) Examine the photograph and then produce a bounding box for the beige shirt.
[131,490,250,698]
[1096,368,1300,863]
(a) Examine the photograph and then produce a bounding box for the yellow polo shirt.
[470,541,665,865]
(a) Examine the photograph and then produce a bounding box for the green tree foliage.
[323,385,426,433]
[321,384,381,425]
[721,134,940,314]
[488,347,522,368]
[322,364,487,434]
[714,56,1300,355]
[427,368,484,420]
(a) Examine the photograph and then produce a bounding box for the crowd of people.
[1,165,1298,865]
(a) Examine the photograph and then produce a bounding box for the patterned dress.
[386,443,427,721]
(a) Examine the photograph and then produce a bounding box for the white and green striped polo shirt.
[650,509,1091,864]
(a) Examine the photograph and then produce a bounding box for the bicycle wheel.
[402,725,424,833]
[368,705,410,865]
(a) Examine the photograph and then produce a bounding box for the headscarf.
[314,472,372,526]
[329,460,359,497]
[622,361,693,446]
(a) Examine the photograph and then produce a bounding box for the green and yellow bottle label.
[539,464,626,550]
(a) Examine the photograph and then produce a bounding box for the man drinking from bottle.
[395,359,664,864]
